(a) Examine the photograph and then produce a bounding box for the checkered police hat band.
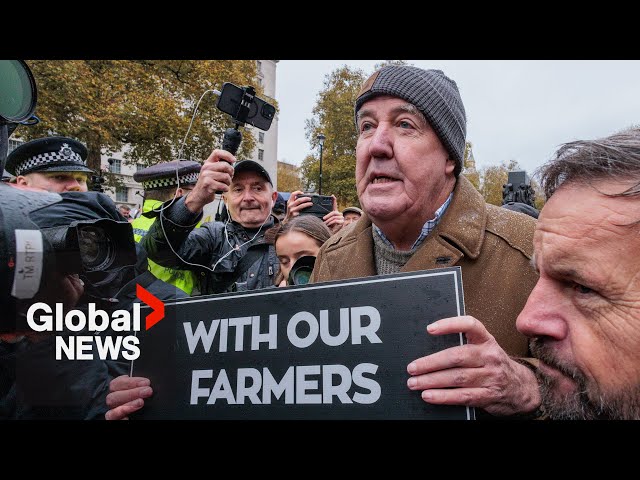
[15,150,85,176]
[142,172,199,190]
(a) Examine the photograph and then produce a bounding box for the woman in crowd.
[268,215,332,287]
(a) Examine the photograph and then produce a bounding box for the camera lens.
[290,267,312,286]
[77,225,114,271]
[0,60,37,123]
[287,255,316,286]
[262,103,276,120]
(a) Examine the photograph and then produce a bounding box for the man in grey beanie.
[311,64,543,418]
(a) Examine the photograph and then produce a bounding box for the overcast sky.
[275,60,640,176]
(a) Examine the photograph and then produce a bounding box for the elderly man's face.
[224,171,277,228]
[343,212,361,226]
[355,95,456,226]
[17,171,89,193]
[516,180,640,419]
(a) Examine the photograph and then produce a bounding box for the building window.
[258,132,265,144]
[257,60,262,72]
[116,186,128,202]
[8,138,23,154]
[257,77,263,87]
[109,158,121,174]
[136,163,145,171]
[258,149,264,161]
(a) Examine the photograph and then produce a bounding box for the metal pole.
[319,142,323,194]
[317,133,325,195]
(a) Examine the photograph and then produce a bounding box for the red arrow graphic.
[137,284,165,330]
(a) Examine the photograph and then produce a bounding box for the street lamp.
[317,133,325,194]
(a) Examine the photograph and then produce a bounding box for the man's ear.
[271,190,278,208]
[444,158,456,176]
[15,175,28,186]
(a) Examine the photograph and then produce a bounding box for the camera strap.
[212,243,269,293]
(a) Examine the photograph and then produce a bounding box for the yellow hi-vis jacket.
[132,199,198,295]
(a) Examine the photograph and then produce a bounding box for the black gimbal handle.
[222,127,242,155]
[215,127,243,194]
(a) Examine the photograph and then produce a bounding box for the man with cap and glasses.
[5,136,93,193]
[310,65,543,418]
[132,160,202,295]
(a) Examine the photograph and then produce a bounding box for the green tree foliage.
[277,161,302,192]
[299,65,366,207]
[531,177,546,210]
[20,60,272,176]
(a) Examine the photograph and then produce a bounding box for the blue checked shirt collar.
[373,192,453,251]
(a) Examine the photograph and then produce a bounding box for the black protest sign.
[133,267,472,420]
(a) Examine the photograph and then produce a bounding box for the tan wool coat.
[311,175,538,357]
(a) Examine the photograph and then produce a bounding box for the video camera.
[502,170,536,207]
[298,193,333,220]
[89,174,106,193]
[0,60,137,333]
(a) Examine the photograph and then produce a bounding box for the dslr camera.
[298,193,333,220]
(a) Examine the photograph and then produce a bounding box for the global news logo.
[25,284,164,361]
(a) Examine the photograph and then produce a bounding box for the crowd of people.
[3,64,640,421]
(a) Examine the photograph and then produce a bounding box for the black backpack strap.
[213,243,269,293]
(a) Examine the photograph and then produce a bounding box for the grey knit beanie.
[354,65,467,177]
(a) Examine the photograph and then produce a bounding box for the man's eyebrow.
[536,253,595,286]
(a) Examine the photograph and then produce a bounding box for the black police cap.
[6,136,92,176]
[133,160,201,191]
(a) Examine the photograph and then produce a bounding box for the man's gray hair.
[538,126,640,199]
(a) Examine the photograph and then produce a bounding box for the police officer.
[132,160,202,295]
[141,151,280,295]
[5,136,93,193]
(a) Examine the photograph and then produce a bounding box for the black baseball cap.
[233,160,272,185]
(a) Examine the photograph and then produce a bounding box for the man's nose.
[516,276,569,341]
[64,179,82,192]
[368,123,393,159]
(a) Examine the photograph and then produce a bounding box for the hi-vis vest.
[132,199,198,295]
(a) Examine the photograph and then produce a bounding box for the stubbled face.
[224,171,276,228]
[343,212,361,226]
[516,180,640,419]
[275,231,322,284]
[18,171,89,193]
[355,95,456,226]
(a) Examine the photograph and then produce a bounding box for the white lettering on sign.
[11,229,44,299]
[183,314,278,354]
[189,363,381,406]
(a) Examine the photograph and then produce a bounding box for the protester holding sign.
[311,65,542,418]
